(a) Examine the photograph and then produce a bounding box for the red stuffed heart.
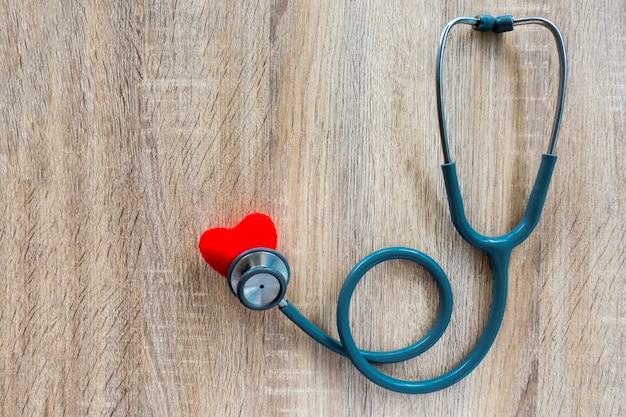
[198,212,278,277]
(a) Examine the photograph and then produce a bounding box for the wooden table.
[1,1,623,416]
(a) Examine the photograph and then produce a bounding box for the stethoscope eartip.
[227,248,290,310]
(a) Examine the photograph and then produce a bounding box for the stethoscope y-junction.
[199,15,568,394]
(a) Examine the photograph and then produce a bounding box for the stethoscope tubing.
[279,247,454,365]
[279,154,556,393]
[275,15,567,394]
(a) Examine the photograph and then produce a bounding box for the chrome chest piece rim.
[227,248,291,310]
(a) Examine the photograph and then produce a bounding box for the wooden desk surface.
[1,1,623,416]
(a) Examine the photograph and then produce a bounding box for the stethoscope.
[215,15,567,394]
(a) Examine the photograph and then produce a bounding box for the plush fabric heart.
[198,212,278,277]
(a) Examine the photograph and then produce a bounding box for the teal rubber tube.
[279,154,556,393]
[280,247,453,364]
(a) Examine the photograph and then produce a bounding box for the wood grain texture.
[0,0,623,416]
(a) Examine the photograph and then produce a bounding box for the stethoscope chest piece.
[227,248,290,310]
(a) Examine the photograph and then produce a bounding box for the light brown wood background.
[0,0,623,416]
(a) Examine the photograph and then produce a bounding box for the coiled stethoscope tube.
[227,15,567,394]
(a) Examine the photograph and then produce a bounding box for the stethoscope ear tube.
[437,17,567,163]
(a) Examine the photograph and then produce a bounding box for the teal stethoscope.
[226,15,567,394]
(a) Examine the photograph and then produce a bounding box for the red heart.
[198,212,278,277]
